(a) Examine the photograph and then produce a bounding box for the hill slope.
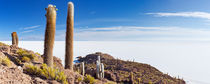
[78,52,186,84]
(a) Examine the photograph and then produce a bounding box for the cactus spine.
[11,32,18,47]
[81,62,85,76]
[43,4,57,67]
[96,55,104,79]
[65,2,74,70]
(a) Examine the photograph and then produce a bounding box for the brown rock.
[0,46,10,54]
[33,77,48,84]
[104,71,116,81]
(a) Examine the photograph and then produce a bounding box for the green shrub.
[21,56,30,62]
[149,81,153,84]
[0,57,11,67]
[24,64,68,84]
[84,75,95,84]
[35,52,41,56]
[77,77,83,82]
[17,49,38,61]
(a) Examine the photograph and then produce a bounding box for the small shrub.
[0,57,11,67]
[17,49,28,56]
[35,52,41,56]
[77,77,83,82]
[84,75,95,84]
[149,81,153,84]
[25,64,41,75]
[24,64,68,84]
[17,49,38,62]
[21,56,30,62]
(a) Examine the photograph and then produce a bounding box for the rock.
[64,69,75,84]
[0,46,10,54]
[17,66,23,72]
[53,56,64,70]
[0,66,32,84]
[0,52,5,57]
[33,77,48,84]
[48,80,60,84]
[104,71,117,81]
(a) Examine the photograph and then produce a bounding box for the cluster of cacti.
[65,2,74,70]
[11,32,18,47]
[43,4,57,67]
[42,2,74,69]
[96,56,104,79]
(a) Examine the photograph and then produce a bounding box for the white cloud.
[22,25,40,30]
[72,26,210,41]
[147,12,210,19]
[21,29,37,33]
[19,26,210,41]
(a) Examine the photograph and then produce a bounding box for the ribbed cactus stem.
[130,72,134,84]
[65,2,74,70]
[11,32,18,47]
[81,62,85,76]
[101,63,104,78]
[96,60,100,79]
[98,55,101,64]
[44,4,56,67]
[96,55,104,79]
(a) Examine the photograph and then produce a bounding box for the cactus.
[43,4,57,67]
[96,55,104,79]
[96,60,100,79]
[65,2,74,70]
[11,32,18,47]
[130,72,134,84]
[101,63,104,78]
[81,62,85,76]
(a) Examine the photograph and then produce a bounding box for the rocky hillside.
[0,42,115,84]
[77,52,186,84]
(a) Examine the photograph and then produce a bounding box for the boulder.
[104,71,116,81]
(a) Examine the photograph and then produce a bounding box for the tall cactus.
[43,4,57,67]
[65,2,74,70]
[11,32,18,47]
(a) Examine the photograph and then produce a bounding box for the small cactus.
[96,60,100,79]
[130,72,134,84]
[43,4,57,67]
[81,62,85,76]
[96,55,104,79]
[65,2,74,70]
[101,63,104,78]
[11,32,18,47]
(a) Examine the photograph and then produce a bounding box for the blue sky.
[1,0,210,41]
